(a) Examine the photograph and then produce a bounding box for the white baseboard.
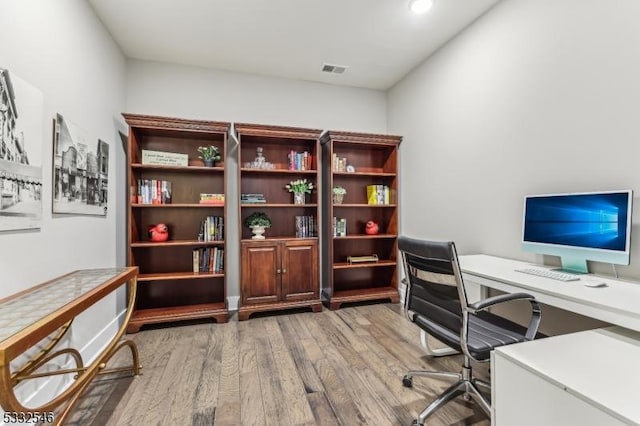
[0,309,126,424]
[227,296,239,311]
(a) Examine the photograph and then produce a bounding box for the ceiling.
[88,0,501,91]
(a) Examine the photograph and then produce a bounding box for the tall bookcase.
[321,131,401,310]
[236,123,324,320]
[123,114,230,332]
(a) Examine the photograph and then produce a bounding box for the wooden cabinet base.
[126,303,229,333]
[238,300,323,321]
[324,286,400,310]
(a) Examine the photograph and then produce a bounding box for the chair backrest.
[398,236,470,349]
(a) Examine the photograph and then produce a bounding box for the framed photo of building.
[0,68,44,232]
[53,113,109,216]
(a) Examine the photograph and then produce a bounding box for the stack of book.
[192,247,224,273]
[333,217,347,237]
[199,216,224,241]
[241,193,266,204]
[199,193,225,204]
[288,150,313,171]
[134,179,171,204]
[295,215,317,238]
[366,184,391,205]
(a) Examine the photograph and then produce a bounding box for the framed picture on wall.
[0,67,44,232]
[52,113,109,216]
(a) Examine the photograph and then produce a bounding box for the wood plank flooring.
[65,304,490,426]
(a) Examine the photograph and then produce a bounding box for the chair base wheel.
[402,376,413,388]
[411,420,421,426]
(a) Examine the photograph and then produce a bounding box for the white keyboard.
[515,268,580,282]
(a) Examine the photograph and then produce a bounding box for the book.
[366,184,390,205]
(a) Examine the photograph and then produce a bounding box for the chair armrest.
[468,293,542,341]
[468,292,536,313]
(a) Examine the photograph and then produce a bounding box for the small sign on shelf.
[142,149,188,167]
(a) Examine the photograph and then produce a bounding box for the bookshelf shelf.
[333,260,397,269]
[236,123,323,320]
[240,203,319,208]
[124,113,230,332]
[333,233,398,240]
[137,271,225,281]
[131,203,225,208]
[321,131,402,310]
[130,239,225,248]
[240,168,317,175]
[131,163,225,173]
[332,204,397,208]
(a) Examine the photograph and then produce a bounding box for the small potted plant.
[244,211,272,240]
[197,145,221,167]
[332,186,346,204]
[285,178,314,205]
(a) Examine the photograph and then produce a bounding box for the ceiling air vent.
[322,63,349,74]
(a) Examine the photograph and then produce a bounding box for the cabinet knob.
[276,269,281,274]
[282,269,286,273]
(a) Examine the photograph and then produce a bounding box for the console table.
[0,267,140,425]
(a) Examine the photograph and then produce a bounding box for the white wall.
[0,0,126,415]
[125,60,387,304]
[388,0,640,333]
[388,0,640,279]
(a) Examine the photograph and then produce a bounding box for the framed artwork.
[0,68,44,232]
[53,113,109,216]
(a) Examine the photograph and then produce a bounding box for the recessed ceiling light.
[409,0,435,14]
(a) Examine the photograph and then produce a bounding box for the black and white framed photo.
[0,68,44,232]
[53,113,109,216]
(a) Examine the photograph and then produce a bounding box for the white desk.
[457,255,640,425]
[459,254,640,332]
[492,327,640,425]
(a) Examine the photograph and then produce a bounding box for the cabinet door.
[241,241,280,305]
[281,240,318,301]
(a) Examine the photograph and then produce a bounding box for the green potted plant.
[285,178,314,205]
[197,145,221,167]
[244,211,272,240]
[332,186,346,204]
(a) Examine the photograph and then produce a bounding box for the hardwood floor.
[66,304,490,426]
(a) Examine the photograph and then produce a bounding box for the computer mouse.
[582,279,607,288]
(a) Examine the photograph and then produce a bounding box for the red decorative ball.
[148,223,169,242]
[365,220,379,235]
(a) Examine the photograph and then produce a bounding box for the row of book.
[295,215,317,238]
[198,216,224,241]
[366,185,391,205]
[288,150,313,171]
[199,193,225,205]
[241,193,266,204]
[333,217,347,237]
[332,153,349,172]
[134,179,171,204]
[192,247,224,273]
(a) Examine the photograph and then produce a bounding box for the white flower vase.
[333,193,344,204]
[251,225,266,240]
[293,192,306,205]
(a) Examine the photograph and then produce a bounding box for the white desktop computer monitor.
[521,190,633,273]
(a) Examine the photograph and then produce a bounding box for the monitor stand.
[555,255,589,274]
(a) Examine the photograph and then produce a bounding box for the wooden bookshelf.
[321,131,402,310]
[123,113,230,332]
[235,123,324,320]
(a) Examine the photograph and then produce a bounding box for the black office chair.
[398,236,541,425]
